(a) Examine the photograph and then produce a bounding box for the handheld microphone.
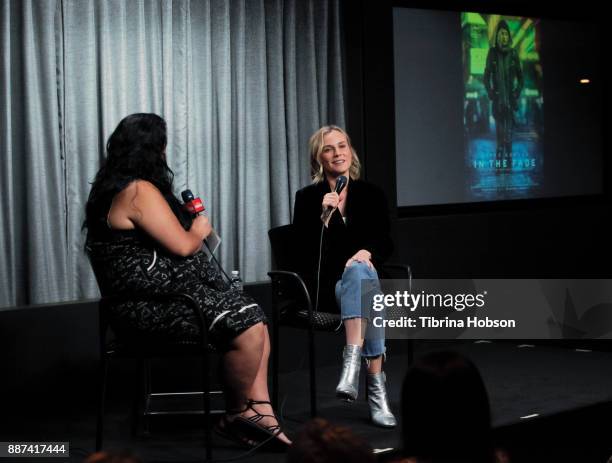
[181,189,227,280]
[322,175,347,221]
[181,189,205,216]
[334,175,347,195]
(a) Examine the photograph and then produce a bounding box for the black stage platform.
[3,340,612,463]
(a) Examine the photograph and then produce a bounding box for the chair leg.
[272,310,279,410]
[130,358,149,437]
[308,325,317,417]
[203,352,212,461]
[143,359,151,435]
[95,355,108,451]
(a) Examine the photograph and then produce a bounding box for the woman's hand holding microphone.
[191,214,212,241]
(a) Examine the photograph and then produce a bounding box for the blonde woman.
[292,125,396,427]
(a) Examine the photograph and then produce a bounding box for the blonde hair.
[309,125,361,183]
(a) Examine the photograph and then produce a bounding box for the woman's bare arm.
[108,180,211,256]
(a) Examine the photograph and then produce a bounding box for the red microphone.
[181,189,205,216]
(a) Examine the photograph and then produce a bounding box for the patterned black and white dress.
[87,227,266,350]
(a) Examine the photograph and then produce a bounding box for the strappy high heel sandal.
[214,413,258,449]
[216,399,290,452]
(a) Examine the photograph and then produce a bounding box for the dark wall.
[392,203,611,277]
[342,0,612,278]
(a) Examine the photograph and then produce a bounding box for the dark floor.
[4,340,612,463]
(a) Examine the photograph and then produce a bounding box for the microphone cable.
[314,221,325,313]
[313,175,347,313]
[204,239,232,284]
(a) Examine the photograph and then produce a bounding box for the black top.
[85,187,266,348]
[292,179,393,311]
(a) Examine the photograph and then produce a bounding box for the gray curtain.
[0,0,345,308]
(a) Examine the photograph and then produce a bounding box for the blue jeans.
[335,261,386,358]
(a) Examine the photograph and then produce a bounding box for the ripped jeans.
[334,261,385,358]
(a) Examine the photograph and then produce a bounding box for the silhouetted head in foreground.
[84,450,142,463]
[401,350,494,463]
[287,417,375,463]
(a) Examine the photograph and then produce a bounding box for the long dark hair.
[84,113,190,234]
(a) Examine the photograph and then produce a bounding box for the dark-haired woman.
[84,113,289,449]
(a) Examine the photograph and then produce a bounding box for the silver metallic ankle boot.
[335,344,361,401]
[367,371,397,428]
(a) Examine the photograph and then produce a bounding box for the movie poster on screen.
[461,13,544,201]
